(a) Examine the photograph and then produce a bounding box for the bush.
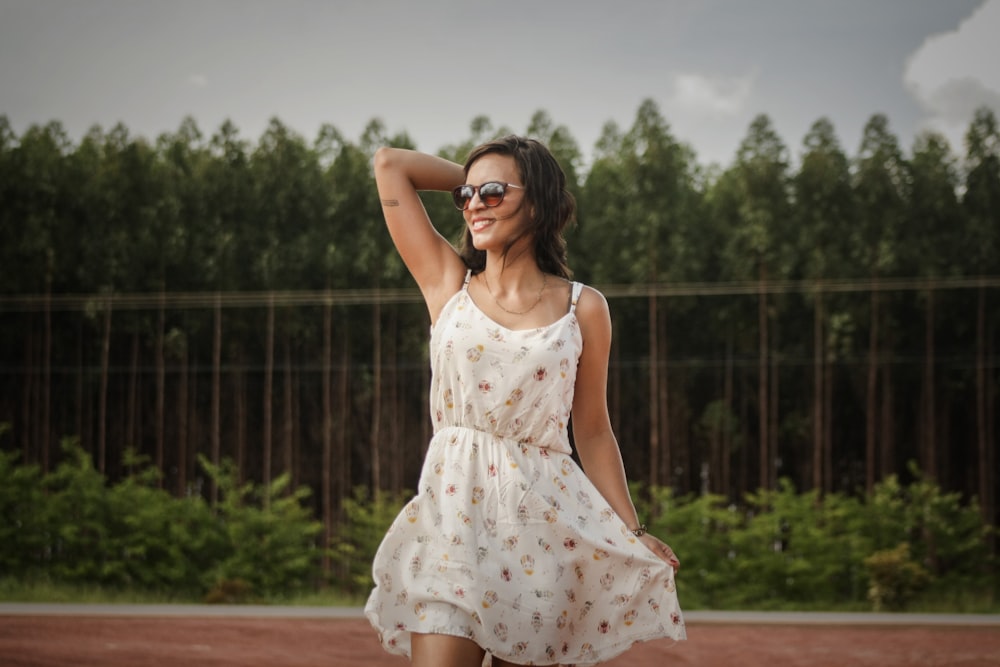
[0,436,48,576]
[199,456,325,598]
[0,428,993,610]
[863,465,994,597]
[38,441,223,594]
[332,486,409,594]
[864,543,930,611]
[641,472,994,611]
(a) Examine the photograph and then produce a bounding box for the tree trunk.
[283,338,295,486]
[211,295,221,506]
[740,371,751,498]
[823,340,834,494]
[127,332,139,453]
[987,319,997,555]
[975,284,994,545]
[41,276,52,472]
[156,290,166,485]
[321,297,333,579]
[866,286,880,494]
[659,300,671,490]
[648,293,660,488]
[723,336,734,500]
[234,346,247,485]
[879,361,894,484]
[75,322,84,463]
[335,313,351,586]
[769,324,780,487]
[337,314,350,510]
[176,339,189,497]
[21,316,34,466]
[263,295,275,497]
[758,267,769,491]
[98,297,112,475]
[922,289,937,479]
[389,310,402,494]
[370,300,383,492]
[812,293,824,492]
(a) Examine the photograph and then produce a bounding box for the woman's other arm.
[571,286,680,570]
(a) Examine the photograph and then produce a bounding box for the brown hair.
[458,135,576,279]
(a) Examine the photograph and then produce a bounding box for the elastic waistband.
[432,424,570,455]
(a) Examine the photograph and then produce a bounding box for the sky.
[2,0,999,169]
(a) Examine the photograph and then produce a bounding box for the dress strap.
[569,282,584,313]
[462,269,472,290]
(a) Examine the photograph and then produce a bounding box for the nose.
[466,188,486,211]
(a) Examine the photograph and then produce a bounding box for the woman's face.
[463,153,530,252]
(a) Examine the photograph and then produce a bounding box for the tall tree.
[905,130,962,483]
[248,118,326,494]
[2,121,73,471]
[852,114,908,492]
[792,118,855,494]
[719,114,793,492]
[962,107,1000,538]
[206,119,251,495]
[580,100,700,490]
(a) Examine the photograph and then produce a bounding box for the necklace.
[481,271,548,316]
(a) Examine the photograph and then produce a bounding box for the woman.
[364,136,685,666]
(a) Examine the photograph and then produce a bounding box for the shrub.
[864,543,930,611]
[200,456,324,598]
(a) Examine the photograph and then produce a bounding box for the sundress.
[364,271,685,665]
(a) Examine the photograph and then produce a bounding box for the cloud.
[670,71,755,117]
[187,73,209,88]
[904,0,1000,147]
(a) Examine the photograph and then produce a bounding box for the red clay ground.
[2,615,999,667]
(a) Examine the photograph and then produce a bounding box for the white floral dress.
[364,271,685,665]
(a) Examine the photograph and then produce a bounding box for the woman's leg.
[411,632,486,667]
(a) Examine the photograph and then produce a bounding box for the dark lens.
[452,185,473,210]
[479,182,506,207]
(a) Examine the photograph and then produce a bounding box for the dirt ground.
[2,615,999,667]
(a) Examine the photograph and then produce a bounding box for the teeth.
[472,220,493,232]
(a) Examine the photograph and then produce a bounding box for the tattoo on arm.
[381,198,400,207]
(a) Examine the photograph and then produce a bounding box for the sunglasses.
[451,181,524,211]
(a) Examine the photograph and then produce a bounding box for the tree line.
[1,100,998,569]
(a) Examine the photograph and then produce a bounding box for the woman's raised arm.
[374,147,468,321]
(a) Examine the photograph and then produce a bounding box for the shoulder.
[574,284,612,344]
[575,283,610,318]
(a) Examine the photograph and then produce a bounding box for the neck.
[481,253,543,291]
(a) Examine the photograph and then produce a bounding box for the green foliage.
[199,455,324,598]
[634,473,994,611]
[38,440,222,593]
[0,433,993,609]
[863,465,993,594]
[0,434,323,600]
[864,543,930,611]
[732,481,870,608]
[0,431,48,575]
[332,486,410,594]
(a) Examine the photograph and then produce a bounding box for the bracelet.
[630,524,647,537]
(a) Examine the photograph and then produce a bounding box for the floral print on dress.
[365,271,685,665]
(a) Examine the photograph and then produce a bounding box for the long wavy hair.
[458,135,576,279]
